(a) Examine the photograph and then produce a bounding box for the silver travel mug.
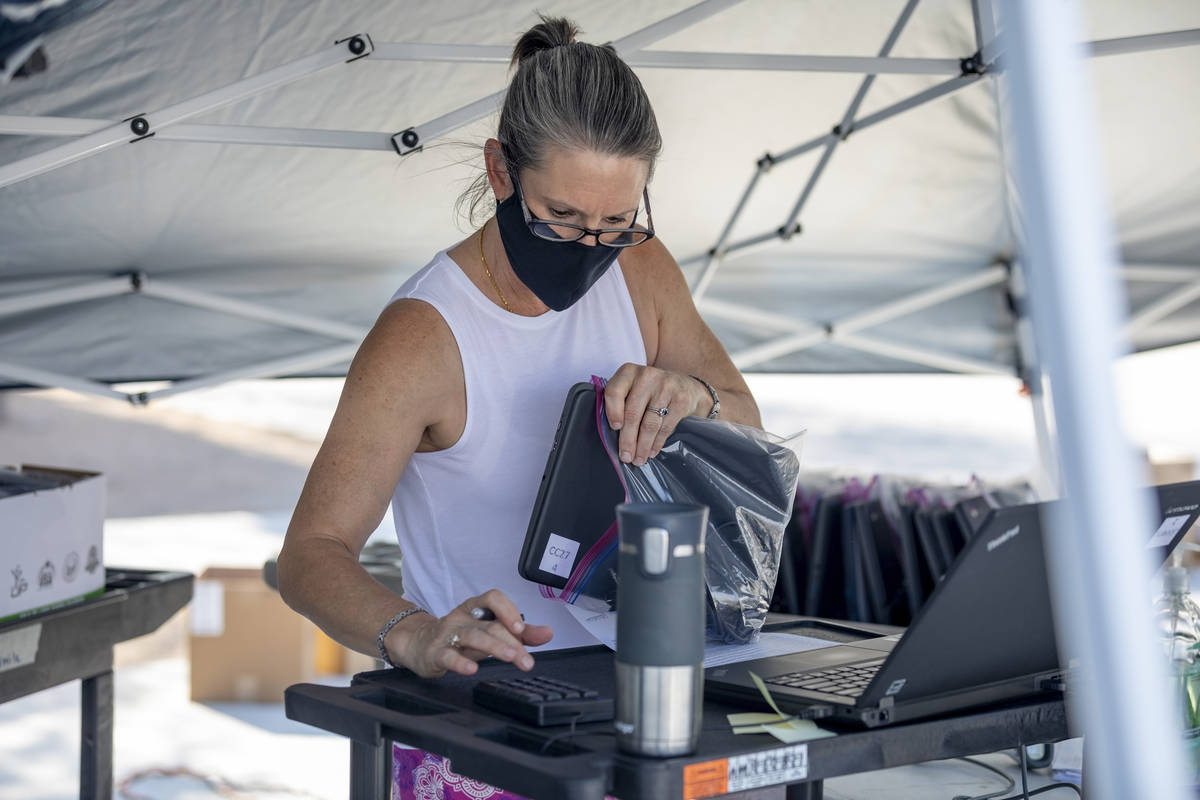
[614,502,708,757]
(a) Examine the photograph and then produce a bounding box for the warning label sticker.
[683,760,727,799]
[683,744,810,798]
[727,744,809,792]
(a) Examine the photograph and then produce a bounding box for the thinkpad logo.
[987,525,1020,552]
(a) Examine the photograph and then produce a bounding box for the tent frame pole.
[678,74,983,270]
[833,333,1011,375]
[1009,261,1063,496]
[371,42,965,75]
[696,297,824,336]
[1001,2,1190,797]
[690,163,767,300]
[724,264,1008,369]
[0,275,366,342]
[0,36,375,189]
[139,280,367,342]
[1122,265,1200,282]
[144,345,359,402]
[1123,280,1200,337]
[0,115,397,151]
[0,276,131,316]
[778,0,922,237]
[0,276,367,402]
[390,0,745,155]
[0,361,130,402]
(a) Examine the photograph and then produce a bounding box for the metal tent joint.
[335,34,374,63]
[391,127,421,156]
[831,123,853,141]
[756,152,776,172]
[776,222,802,241]
[127,271,146,291]
[959,50,987,76]
[123,114,154,143]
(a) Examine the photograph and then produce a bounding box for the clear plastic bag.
[558,377,803,644]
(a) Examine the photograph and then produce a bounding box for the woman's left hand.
[603,363,707,466]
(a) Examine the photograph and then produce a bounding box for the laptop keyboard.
[765,659,885,697]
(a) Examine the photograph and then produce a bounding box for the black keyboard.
[472,676,614,727]
[765,659,885,697]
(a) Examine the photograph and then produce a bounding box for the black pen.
[470,607,524,622]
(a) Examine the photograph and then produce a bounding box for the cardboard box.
[1,465,105,624]
[188,566,379,703]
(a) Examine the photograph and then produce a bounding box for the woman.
[277,16,760,685]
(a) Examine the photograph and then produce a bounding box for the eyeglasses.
[511,172,655,248]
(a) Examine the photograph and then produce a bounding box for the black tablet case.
[518,380,800,642]
[518,382,624,600]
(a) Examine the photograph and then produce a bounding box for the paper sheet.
[565,604,617,648]
[564,605,838,667]
[701,632,838,668]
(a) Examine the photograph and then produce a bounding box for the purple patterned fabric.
[392,745,530,800]
[392,745,617,800]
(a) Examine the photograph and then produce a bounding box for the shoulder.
[343,297,460,428]
[618,235,683,286]
[618,235,690,311]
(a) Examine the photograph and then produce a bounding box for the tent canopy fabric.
[0,0,1197,400]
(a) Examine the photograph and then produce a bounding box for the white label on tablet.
[1149,514,1190,548]
[539,533,579,578]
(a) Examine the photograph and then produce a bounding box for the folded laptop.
[804,492,847,619]
[705,480,1200,728]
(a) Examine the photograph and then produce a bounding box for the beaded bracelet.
[376,606,429,668]
[690,375,721,419]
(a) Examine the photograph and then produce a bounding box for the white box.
[1,465,105,623]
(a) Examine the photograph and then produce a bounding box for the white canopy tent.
[0,0,1197,405]
[3,2,1200,795]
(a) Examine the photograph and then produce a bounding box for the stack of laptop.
[777,476,1038,626]
[709,480,1200,728]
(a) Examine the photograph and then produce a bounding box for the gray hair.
[457,15,662,226]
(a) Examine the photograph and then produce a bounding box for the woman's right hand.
[390,589,555,679]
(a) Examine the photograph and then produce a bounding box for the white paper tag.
[190,580,225,637]
[1149,514,1190,549]
[0,623,41,674]
[538,533,579,578]
[727,743,809,791]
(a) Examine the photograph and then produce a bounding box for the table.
[0,568,193,800]
[285,617,1070,800]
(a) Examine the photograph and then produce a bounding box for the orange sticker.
[683,759,728,800]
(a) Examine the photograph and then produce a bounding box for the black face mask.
[494,191,621,312]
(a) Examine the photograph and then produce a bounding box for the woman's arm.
[606,236,762,466]
[276,299,549,678]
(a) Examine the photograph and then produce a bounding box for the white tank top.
[387,248,647,650]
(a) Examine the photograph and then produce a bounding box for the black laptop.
[705,480,1200,728]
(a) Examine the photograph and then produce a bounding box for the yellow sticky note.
[749,671,788,717]
[727,712,785,726]
[721,671,838,744]
[762,719,837,744]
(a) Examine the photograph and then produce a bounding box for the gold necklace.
[479,226,512,313]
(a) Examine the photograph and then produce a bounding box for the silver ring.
[447,632,461,649]
[648,406,669,417]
